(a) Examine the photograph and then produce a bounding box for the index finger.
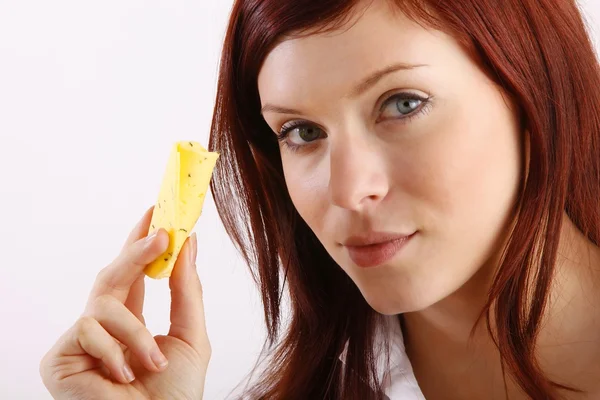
[87,207,168,304]
[123,206,154,249]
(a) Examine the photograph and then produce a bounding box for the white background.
[0,1,598,399]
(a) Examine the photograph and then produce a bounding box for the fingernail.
[123,363,135,382]
[145,229,158,244]
[151,349,169,371]
[188,238,195,265]
[190,233,198,264]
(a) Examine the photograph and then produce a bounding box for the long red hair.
[208,0,600,398]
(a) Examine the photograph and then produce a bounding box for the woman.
[40,0,600,398]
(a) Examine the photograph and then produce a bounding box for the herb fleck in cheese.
[144,141,219,279]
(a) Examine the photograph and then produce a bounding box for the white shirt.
[339,315,426,399]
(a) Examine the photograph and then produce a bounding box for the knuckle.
[95,267,112,287]
[133,323,148,338]
[75,316,97,337]
[95,262,128,292]
[39,346,81,391]
[39,352,53,385]
[107,342,124,366]
[111,340,124,359]
[99,340,122,365]
[93,294,118,313]
[132,325,154,348]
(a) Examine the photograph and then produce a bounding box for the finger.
[60,317,135,384]
[89,228,169,304]
[124,274,145,324]
[122,206,155,251]
[168,233,208,350]
[86,295,168,373]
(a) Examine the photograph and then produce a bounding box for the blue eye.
[380,93,428,120]
[277,121,325,151]
[275,93,430,153]
[288,125,322,143]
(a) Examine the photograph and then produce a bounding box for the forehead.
[257,1,447,101]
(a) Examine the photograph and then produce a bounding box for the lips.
[342,232,415,268]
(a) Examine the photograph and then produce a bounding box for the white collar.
[339,315,426,399]
[376,315,425,399]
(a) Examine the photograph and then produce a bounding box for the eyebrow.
[260,62,428,116]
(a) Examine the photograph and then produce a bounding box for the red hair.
[208,0,600,398]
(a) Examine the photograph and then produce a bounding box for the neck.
[402,212,600,397]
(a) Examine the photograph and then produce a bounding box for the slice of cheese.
[144,141,219,279]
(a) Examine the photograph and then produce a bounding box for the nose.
[328,131,389,212]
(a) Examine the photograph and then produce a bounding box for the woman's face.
[258,0,522,314]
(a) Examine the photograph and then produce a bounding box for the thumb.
[168,233,209,350]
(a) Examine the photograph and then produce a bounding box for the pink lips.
[343,232,415,268]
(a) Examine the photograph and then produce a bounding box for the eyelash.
[276,92,432,153]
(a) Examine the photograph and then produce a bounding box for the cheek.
[281,156,330,232]
[398,102,522,260]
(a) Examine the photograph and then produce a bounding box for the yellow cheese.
[145,141,219,279]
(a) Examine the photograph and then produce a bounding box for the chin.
[360,284,444,316]
[361,290,415,315]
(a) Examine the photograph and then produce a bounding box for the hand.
[40,207,211,400]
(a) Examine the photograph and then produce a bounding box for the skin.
[39,207,211,399]
[258,0,600,398]
[40,0,600,399]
